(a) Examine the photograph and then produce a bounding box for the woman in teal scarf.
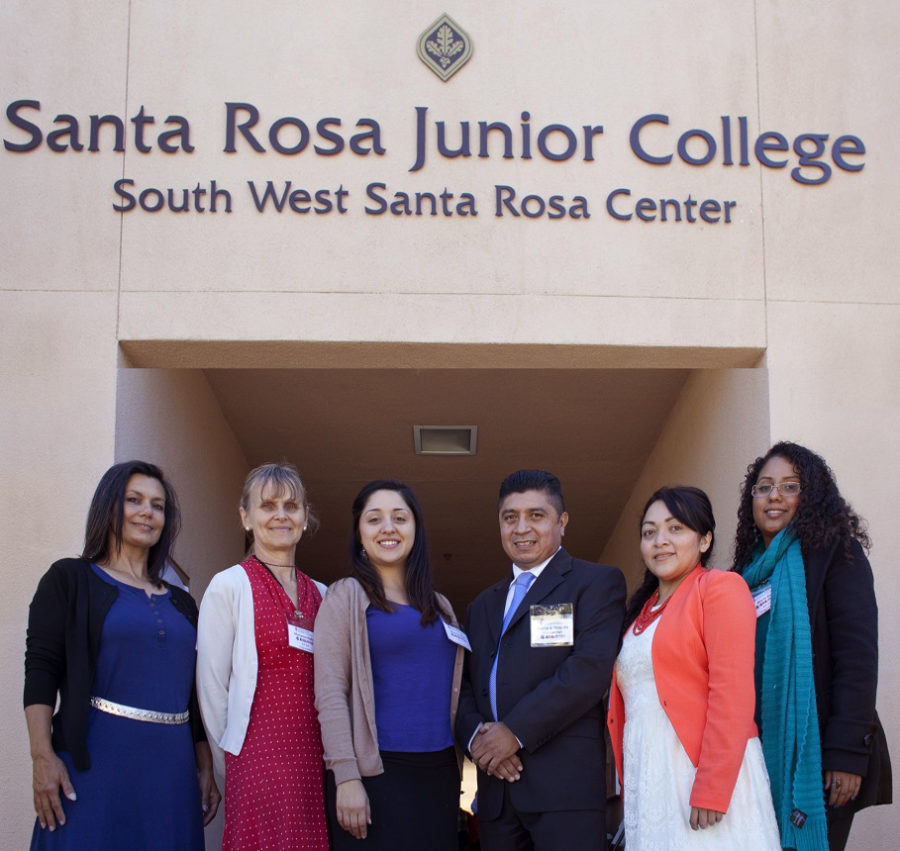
[732,442,891,851]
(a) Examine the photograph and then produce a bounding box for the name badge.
[752,584,772,618]
[442,620,471,651]
[530,603,574,647]
[286,611,315,652]
[287,622,315,652]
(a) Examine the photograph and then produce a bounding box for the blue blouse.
[366,604,456,751]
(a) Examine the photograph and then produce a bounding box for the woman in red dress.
[197,463,329,850]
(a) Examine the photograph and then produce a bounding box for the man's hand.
[471,722,523,780]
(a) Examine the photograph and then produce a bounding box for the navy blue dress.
[31,565,203,850]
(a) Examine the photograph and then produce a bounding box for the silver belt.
[90,696,189,726]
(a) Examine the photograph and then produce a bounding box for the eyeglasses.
[751,482,801,498]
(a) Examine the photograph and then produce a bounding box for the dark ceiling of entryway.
[204,368,689,615]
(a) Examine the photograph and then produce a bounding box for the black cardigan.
[24,557,206,771]
[804,537,891,811]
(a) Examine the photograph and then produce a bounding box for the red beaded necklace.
[631,589,670,635]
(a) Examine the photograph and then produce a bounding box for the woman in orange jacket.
[607,486,780,849]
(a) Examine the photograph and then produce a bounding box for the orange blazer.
[607,565,759,813]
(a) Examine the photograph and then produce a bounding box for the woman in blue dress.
[24,460,220,850]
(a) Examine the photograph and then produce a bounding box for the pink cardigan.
[314,577,464,785]
[607,566,758,813]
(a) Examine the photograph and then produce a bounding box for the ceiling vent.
[413,425,478,456]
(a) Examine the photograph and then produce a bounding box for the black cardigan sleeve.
[813,539,879,776]
[24,560,72,708]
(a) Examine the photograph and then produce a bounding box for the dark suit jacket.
[805,538,892,811]
[456,548,626,821]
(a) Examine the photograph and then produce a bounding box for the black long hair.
[349,479,443,625]
[622,485,715,634]
[81,460,181,586]
[732,441,870,571]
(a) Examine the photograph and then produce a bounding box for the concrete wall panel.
[0,291,118,849]
[600,368,770,578]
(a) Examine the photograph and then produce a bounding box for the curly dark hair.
[732,441,870,571]
[349,479,445,626]
[622,486,715,635]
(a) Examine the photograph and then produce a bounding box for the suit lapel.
[484,576,512,647]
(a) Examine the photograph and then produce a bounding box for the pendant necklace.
[256,556,305,618]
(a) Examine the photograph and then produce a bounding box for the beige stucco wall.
[112,0,767,352]
[600,367,771,577]
[3,1,898,848]
[0,293,120,847]
[2,7,127,846]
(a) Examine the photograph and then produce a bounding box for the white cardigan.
[196,562,327,778]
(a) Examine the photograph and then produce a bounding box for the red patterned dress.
[223,557,329,850]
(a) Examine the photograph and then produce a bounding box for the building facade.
[2,2,897,847]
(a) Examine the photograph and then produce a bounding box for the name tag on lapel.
[442,619,472,651]
[751,584,772,618]
[530,603,574,647]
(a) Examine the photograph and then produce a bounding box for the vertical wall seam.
[753,0,772,440]
[116,0,134,344]
[753,0,768,352]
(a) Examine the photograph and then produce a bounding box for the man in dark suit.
[456,470,626,851]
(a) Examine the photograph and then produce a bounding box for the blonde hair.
[240,462,320,534]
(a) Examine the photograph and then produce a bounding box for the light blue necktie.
[489,571,535,720]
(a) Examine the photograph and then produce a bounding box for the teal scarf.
[742,529,828,851]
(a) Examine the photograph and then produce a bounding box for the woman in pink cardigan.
[314,479,464,851]
[607,486,780,849]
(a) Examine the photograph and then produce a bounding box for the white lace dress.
[616,618,781,850]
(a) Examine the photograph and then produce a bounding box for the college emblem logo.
[417,14,473,81]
